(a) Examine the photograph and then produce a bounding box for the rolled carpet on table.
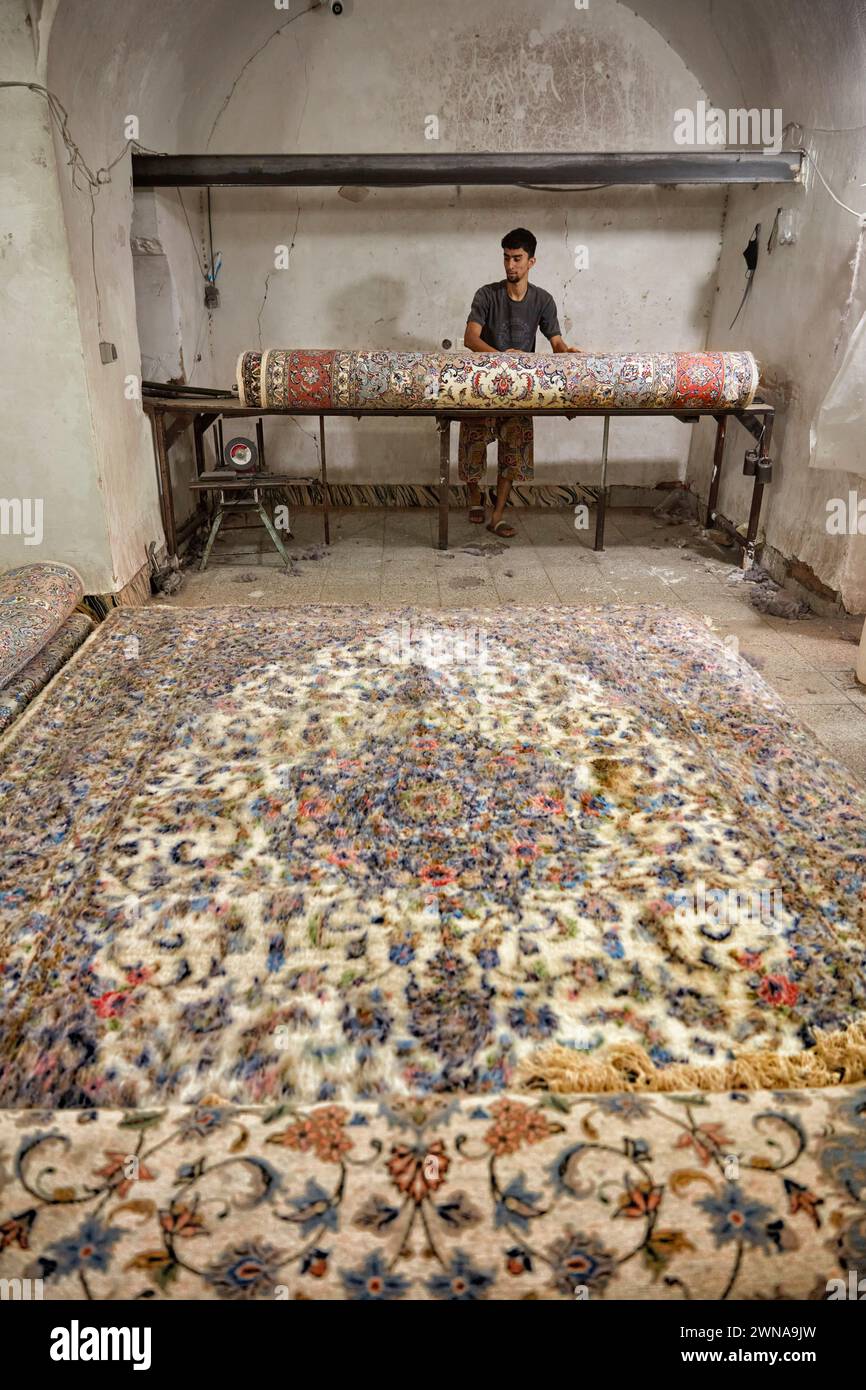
[237,348,759,411]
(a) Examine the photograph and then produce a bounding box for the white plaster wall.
[131,189,213,525]
[0,0,111,585]
[637,0,866,610]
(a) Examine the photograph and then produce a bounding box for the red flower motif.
[92,991,128,1019]
[0,1210,36,1250]
[387,1140,449,1202]
[419,863,457,886]
[675,1124,731,1166]
[485,1099,553,1155]
[616,1180,663,1218]
[786,1180,823,1228]
[125,967,152,986]
[268,1105,352,1163]
[758,974,799,1008]
[159,1203,208,1238]
[94,1151,155,1198]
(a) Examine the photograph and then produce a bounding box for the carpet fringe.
[519,1022,866,1094]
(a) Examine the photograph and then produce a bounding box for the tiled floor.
[161,506,866,783]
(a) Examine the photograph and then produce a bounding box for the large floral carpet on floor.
[0,603,864,1299]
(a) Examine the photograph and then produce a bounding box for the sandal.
[468,505,486,524]
[487,521,516,538]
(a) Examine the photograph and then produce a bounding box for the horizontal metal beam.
[132,151,803,189]
[142,399,774,421]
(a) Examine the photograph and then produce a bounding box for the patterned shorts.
[457,416,534,484]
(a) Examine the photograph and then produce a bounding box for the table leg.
[200,504,224,571]
[437,418,450,551]
[705,415,727,527]
[257,496,293,570]
[192,416,208,525]
[593,415,610,552]
[151,409,177,558]
[743,414,773,570]
[319,415,331,546]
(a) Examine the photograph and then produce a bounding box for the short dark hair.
[501,228,537,258]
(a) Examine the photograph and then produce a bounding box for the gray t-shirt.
[466,280,561,352]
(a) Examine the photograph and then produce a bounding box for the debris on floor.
[653,489,698,523]
[734,565,810,618]
[702,527,735,548]
[459,540,509,557]
[148,540,184,595]
[741,565,775,587]
[748,586,811,619]
[289,546,330,562]
[448,575,486,589]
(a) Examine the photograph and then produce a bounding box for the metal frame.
[132,151,803,189]
[143,397,775,567]
[194,478,294,572]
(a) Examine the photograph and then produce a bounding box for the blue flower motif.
[425,1250,494,1300]
[818,1131,866,1202]
[836,1088,866,1129]
[602,931,624,959]
[495,1174,543,1231]
[596,1095,651,1119]
[287,1177,338,1235]
[45,1217,123,1277]
[507,1003,558,1039]
[697,1184,773,1250]
[206,1240,282,1299]
[267,934,285,973]
[388,942,415,966]
[340,1251,411,1300]
[548,1228,615,1294]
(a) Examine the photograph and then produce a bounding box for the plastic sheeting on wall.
[810,309,866,477]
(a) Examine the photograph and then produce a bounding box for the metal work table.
[189,474,297,571]
[142,396,775,568]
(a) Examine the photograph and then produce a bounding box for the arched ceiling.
[39,0,866,157]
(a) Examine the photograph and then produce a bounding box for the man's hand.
[550,334,583,354]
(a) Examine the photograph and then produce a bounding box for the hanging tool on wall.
[766,208,782,254]
[729,223,760,329]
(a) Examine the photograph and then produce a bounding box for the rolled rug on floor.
[0,611,94,736]
[0,562,84,688]
[237,348,759,412]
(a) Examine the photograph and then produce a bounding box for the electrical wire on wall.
[0,81,162,342]
[782,122,866,352]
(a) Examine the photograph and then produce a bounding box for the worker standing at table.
[462,228,581,538]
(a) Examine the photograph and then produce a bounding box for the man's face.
[503,247,534,282]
